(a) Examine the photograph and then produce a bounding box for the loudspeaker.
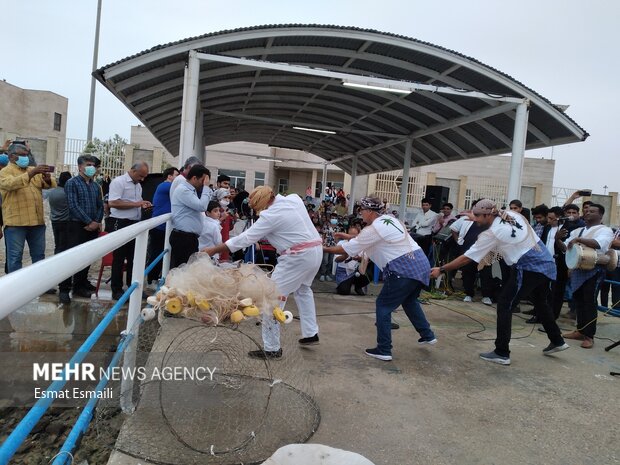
[424,185,450,213]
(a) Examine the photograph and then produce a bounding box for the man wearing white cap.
[202,186,322,359]
[430,199,568,365]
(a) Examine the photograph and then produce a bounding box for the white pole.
[161,219,172,280]
[179,50,200,166]
[507,102,529,201]
[194,109,205,162]
[348,157,358,215]
[86,0,102,142]
[321,163,328,201]
[120,229,149,413]
[399,139,412,218]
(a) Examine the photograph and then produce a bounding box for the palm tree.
[380,217,404,234]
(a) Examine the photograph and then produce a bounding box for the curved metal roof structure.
[94,24,588,175]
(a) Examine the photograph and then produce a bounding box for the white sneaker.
[481,297,493,306]
[463,296,473,303]
[319,275,325,282]
[325,275,334,282]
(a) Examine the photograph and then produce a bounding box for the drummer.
[430,199,567,365]
[556,203,613,349]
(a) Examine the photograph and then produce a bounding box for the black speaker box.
[424,185,450,213]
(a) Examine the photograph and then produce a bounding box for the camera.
[578,189,592,196]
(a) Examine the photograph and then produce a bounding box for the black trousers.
[147,228,166,283]
[169,230,198,269]
[572,274,599,338]
[551,258,568,319]
[415,235,433,256]
[495,267,563,357]
[58,222,99,292]
[461,261,494,298]
[107,218,138,293]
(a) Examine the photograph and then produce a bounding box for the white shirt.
[565,224,614,253]
[450,216,473,246]
[199,215,222,250]
[413,209,439,236]
[545,226,558,256]
[108,172,143,220]
[342,215,421,270]
[465,211,538,265]
[171,177,212,235]
[226,194,321,254]
[336,239,359,274]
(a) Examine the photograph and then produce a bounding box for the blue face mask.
[0,154,8,166]
[330,219,338,225]
[84,166,97,177]
[16,156,30,168]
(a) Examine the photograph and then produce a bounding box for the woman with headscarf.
[323,196,437,361]
[202,186,322,359]
[430,199,568,366]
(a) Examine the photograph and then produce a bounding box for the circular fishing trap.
[112,317,320,465]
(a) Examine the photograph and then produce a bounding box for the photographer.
[0,142,56,273]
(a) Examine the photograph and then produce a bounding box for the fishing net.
[98,258,320,465]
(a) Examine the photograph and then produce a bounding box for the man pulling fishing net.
[202,186,322,359]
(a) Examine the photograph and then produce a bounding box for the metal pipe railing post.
[120,229,148,413]
[161,218,172,280]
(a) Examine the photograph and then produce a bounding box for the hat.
[359,196,384,212]
[214,188,230,201]
[471,199,497,215]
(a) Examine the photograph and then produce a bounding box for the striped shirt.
[65,174,104,224]
[0,162,56,226]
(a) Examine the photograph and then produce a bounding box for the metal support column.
[349,156,358,215]
[321,163,328,201]
[399,139,413,219]
[194,108,205,162]
[86,0,102,142]
[179,50,200,166]
[507,102,529,201]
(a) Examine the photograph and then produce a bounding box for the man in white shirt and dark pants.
[107,162,151,300]
[170,165,211,268]
[411,198,438,256]
[557,203,613,349]
[202,186,322,359]
[431,199,568,365]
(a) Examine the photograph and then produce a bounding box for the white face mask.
[220,200,230,208]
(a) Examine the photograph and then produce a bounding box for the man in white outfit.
[202,186,322,359]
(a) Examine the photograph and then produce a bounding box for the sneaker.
[418,337,437,345]
[59,292,71,305]
[364,347,392,361]
[248,348,283,359]
[325,275,334,282]
[298,334,319,345]
[542,342,569,355]
[479,350,511,365]
[319,275,325,282]
[525,316,539,324]
[481,297,493,306]
[72,288,93,298]
[463,296,473,303]
[374,322,400,329]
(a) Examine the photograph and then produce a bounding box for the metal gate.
[64,137,127,179]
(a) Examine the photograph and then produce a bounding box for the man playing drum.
[430,199,568,365]
[556,203,613,349]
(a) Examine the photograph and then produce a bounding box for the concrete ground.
[107,281,620,465]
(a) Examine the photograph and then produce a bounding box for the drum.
[566,244,619,271]
[565,244,597,270]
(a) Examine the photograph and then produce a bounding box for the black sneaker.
[73,288,93,298]
[364,347,392,361]
[479,350,511,365]
[298,334,319,345]
[59,292,71,304]
[542,342,569,355]
[248,349,282,359]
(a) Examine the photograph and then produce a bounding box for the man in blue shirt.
[147,167,179,284]
[61,155,104,303]
[170,165,211,268]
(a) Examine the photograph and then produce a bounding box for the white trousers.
[262,246,322,351]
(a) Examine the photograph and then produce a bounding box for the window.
[278,178,288,194]
[218,169,245,190]
[254,171,265,188]
[53,112,62,131]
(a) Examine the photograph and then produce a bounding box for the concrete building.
[0,80,68,166]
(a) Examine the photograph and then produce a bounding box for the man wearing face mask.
[59,155,104,303]
[215,187,233,261]
[0,142,56,273]
[0,145,9,273]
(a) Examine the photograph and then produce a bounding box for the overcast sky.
[2,0,618,192]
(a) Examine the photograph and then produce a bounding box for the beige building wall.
[0,80,68,166]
